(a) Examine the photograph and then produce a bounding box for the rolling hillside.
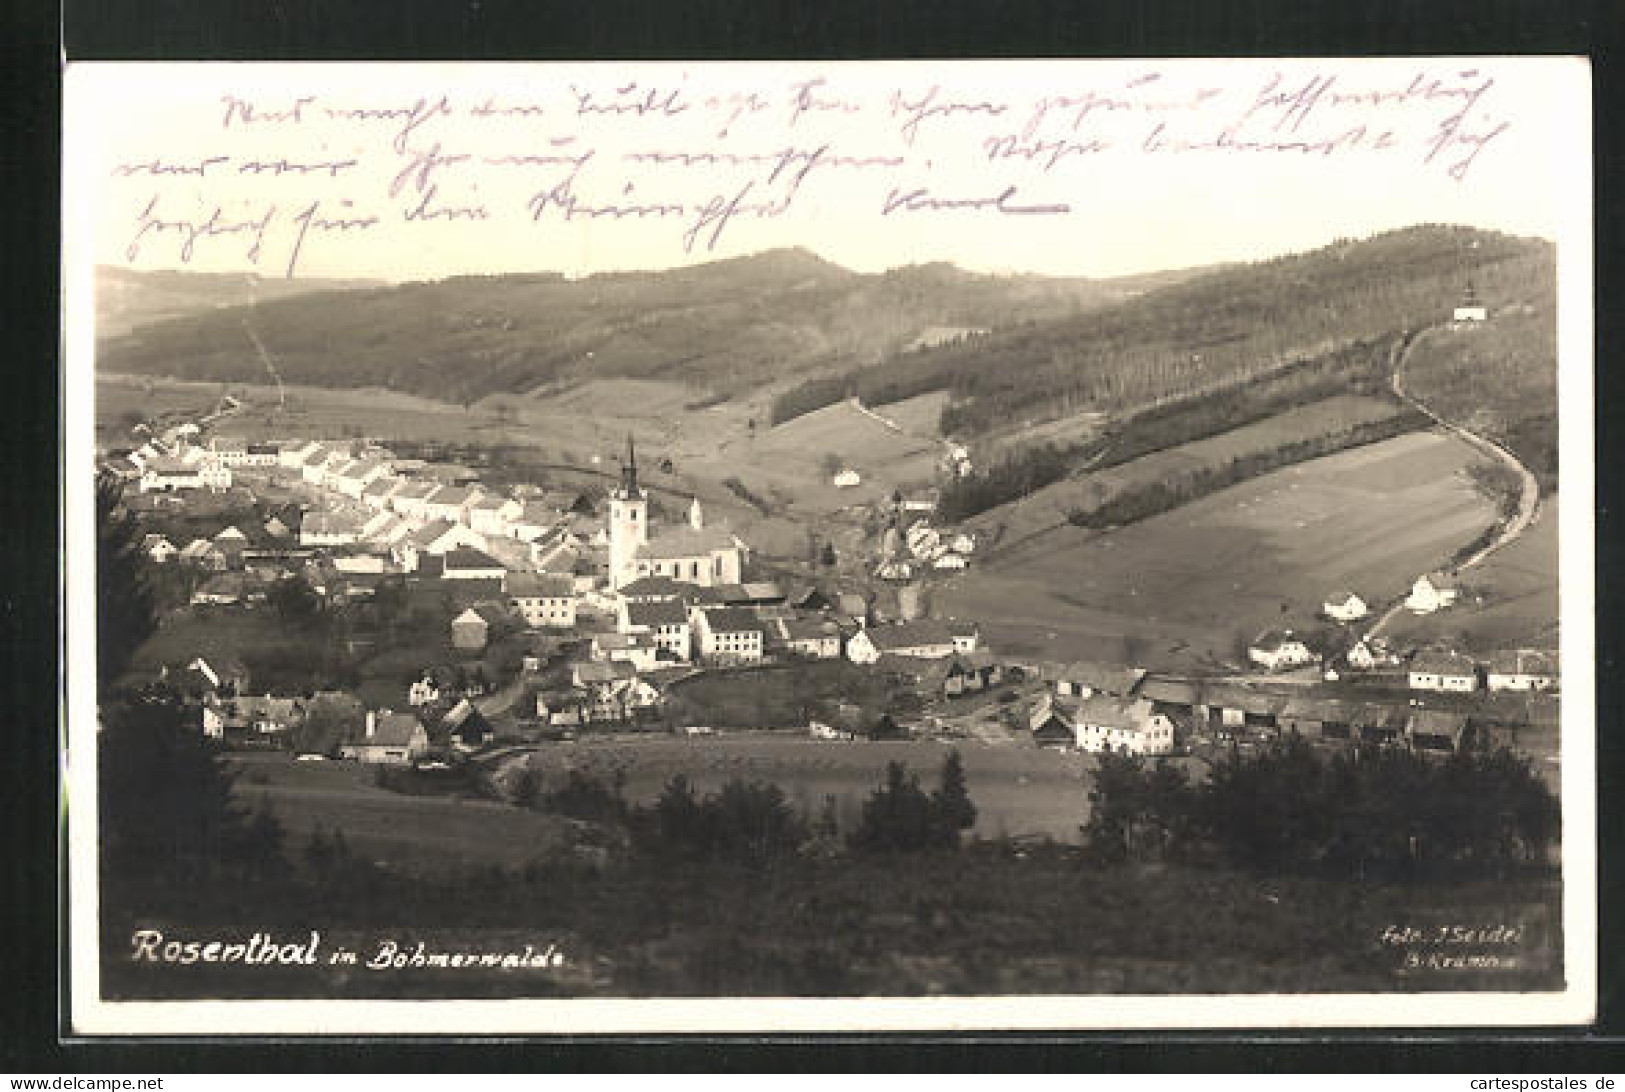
[94,250,1168,405]
[859,225,1553,439]
[95,266,384,338]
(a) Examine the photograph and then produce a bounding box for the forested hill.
[94,249,1170,404]
[816,225,1552,439]
[95,266,385,338]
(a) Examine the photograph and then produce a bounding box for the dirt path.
[1366,326,1542,638]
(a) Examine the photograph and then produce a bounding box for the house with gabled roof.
[690,606,765,664]
[1029,693,1076,747]
[508,571,577,629]
[1408,649,1479,693]
[361,475,405,510]
[1322,589,1369,623]
[621,598,691,661]
[1073,694,1176,755]
[300,508,365,547]
[769,615,842,660]
[846,619,957,663]
[142,533,177,563]
[1044,660,1146,700]
[1408,709,1470,753]
[389,480,442,520]
[342,710,430,765]
[1406,570,1459,614]
[441,546,507,582]
[469,494,523,538]
[423,484,484,525]
[1485,650,1559,692]
[395,519,485,571]
[1248,629,1315,671]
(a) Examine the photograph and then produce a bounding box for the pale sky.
[66,57,1589,281]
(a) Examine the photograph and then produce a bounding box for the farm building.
[343,711,430,765]
[1405,571,1459,614]
[832,468,862,488]
[1321,590,1368,623]
[143,534,177,563]
[1248,629,1315,671]
[1408,709,1470,753]
[769,615,843,660]
[1042,660,1147,700]
[1073,695,1175,756]
[942,652,1002,697]
[1408,649,1479,693]
[450,607,490,651]
[1485,650,1559,692]
[1029,694,1076,747]
[847,620,959,663]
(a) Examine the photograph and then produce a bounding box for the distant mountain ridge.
[95,266,386,338]
[93,249,1192,404]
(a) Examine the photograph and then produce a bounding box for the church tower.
[607,434,648,589]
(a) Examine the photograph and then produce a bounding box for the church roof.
[637,525,740,560]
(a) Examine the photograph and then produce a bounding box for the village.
[105,375,1560,796]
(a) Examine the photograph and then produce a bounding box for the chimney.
[365,710,376,738]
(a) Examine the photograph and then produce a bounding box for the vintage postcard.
[62,57,1594,1034]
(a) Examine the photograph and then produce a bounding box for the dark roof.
[507,572,575,598]
[865,620,955,651]
[360,712,423,749]
[443,546,505,571]
[700,606,762,634]
[628,600,689,627]
[1485,650,1559,677]
[1043,660,1147,696]
[619,575,688,599]
[1410,650,1477,675]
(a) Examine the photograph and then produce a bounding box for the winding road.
[1364,325,1542,639]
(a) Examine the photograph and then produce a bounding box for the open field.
[518,733,1093,842]
[684,398,943,515]
[969,394,1412,546]
[229,752,576,872]
[1385,493,1561,653]
[938,430,1500,670]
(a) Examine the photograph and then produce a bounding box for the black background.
[5,0,1622,1071]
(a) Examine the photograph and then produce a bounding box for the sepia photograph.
[61,56,1594,1034]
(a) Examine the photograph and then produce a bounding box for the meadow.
[968,394,1411,546]
[937,430,1500,670]
[1384,494,1561,653]
[513,732,1094,843]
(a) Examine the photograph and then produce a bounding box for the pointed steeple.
[620,433,640,494]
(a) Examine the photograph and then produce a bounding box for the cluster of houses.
[1025,655,1556,758]
[874,493,974,580]
[124,433,250,493]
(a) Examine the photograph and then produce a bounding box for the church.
[607,437,749,590]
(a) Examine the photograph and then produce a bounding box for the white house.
[1073,695,1176,755]
[1408,649,1480,693]
[469,495,523,538]
[280,440,324,469]
[508,571,578,629]
[1248,629,1315,670]
[1406,571,1459,614]
[690,606,764,664]
[142,534,177,563]
[1453,285,1488,323]
[333,458,392,499]
[139,456,205,492]
[423,484,484,525]
[1485,650,1559,692]
[1322,590,1368,623]
[771,616,842,660]
[621,599,691,661]
[396,519,485,571]
[832,468,861,488]
[389,481,443,520]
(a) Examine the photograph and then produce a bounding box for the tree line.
[1066,411,1428,529]
[1085,735,1558,880]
